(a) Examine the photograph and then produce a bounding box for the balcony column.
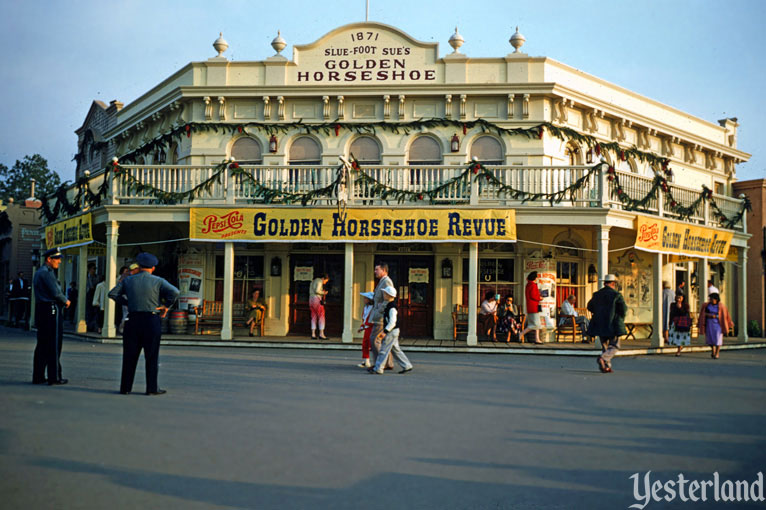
[700,259,710,308]
[221,242,234,340]
[342,243,354,343]
[651,253,664,347]
[103,221,119,338]
[597,226,611,283]
[58,252,68,294]
[738,248,749,342]
[466,242,479,345]
[77,245,88,333]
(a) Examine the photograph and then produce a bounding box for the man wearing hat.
[108,252,179,395]
[32,247,71,385]
[368,286,413,375]
[369,262,395,370]
[587,274,627,373]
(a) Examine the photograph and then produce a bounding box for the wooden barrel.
[169,310,188,335]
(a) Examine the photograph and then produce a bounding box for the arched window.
[470,136,504,164]
[408,136,442,165]
[289,136,321,165]
[231,137,263,164]
[565,143,582,165]
[349,136,381,164]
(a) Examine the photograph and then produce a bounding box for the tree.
[0,154,62,203]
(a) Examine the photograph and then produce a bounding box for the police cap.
[136,252,159,268]
[43,247,63,259]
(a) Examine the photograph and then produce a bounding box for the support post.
[103,221,119,338]
[651,252,664,347]
[342,242,354,343]
[738,248,749,342]
[597,226,611,283]
[77,245,88,333]
[221,242,234,340]
[700,259,710,309]
[467,242,478,345]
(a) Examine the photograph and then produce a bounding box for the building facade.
[49,22,751,344]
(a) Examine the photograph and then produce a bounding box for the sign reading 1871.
[292,23,439,84]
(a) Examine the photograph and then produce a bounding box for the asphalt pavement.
[1,326,765,509]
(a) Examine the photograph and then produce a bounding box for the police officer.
[108,252,179,395]
[32,248,71,385]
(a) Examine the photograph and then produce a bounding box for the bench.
[194,300,264,336]
[452,305,468,340]
[555,307,590,343]
[624,322,653,341]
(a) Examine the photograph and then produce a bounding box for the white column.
[221,242,234,340]
[342,242,354,343]
[77,245,88,333]
[738,248,749,342]
[58,253,68,292]
[467,242,478,345]
[103,221,119,338]
[597,226,611,283]
[651,252,664,347]
[700,259,710,309]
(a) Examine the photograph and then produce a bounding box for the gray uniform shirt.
[108,271,179,313]
[33,265,67,305]
[370,275,394,324]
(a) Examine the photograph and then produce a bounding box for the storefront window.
[214,255,264,302]
[462,257,517,305]
[556,260,583,307]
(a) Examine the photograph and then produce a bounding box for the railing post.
[469,168,479,206]
[598,162,607,208]
[658,183,665,218]
[703,199,709,226]
[108,168,118,205]
[224,163,234,205]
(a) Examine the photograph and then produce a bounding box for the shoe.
[597,357,607,373]
[48,379,68,386]
[358,361,371,368]
[319,335,327,340]
[367,367,383,375]
[534,340,543,344]
[604,366,613,373]
[311,335,317,340]
[399,367,413,374]
[249,331,254,337]
[146,389,167,396]
[384,366,393,370]
[119,390,131,395]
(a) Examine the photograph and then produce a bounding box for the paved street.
[1,326,765,509]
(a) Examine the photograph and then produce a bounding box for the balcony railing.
[53,164,746,231]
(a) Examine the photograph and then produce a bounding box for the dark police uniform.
[108,253,179,395]
[32,249,68,384]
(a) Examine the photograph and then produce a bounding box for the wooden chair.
[555,307,589,343]
[194,300,263,336]
[452,304,469,340]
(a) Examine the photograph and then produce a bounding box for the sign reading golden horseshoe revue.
[634,216,733,260]
[190,208,516,243]
[290,23,438,84]
[45,213,93,250]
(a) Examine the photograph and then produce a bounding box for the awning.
[45,213,93,250]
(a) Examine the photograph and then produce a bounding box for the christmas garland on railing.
[114,159,229,204]
[229,163,343,206]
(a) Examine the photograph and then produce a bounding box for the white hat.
[381,286,397,297]
[360,291,374,300]
[604,274,618,282]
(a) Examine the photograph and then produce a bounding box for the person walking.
[309,273,329,339]
[668,294,692,356]
[92,276,106,334]
[587,274,627,373]
[519,271,543,344]
[357,291,374,368]
[698,292,733,360]
[661,281,676,343]
[369,262,395,370]
[8,271,30,328]
[32,248,71,385]
[108,252,179,395]
[368,286,413,375]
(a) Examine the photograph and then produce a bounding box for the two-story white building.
[49,22,751,345]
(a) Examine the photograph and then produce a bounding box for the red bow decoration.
[595,144,601,156]
[607,175,614,182]
[462,124,467,135]
[185,125,191,138]
[670,200,678,208]
[620,150,626,161]
[616,188,623,195]
[417,194,424,201]
[472,164,480,174]
[229,162,239,169]
[538,127,544,139]
[334,124,340,136]
[607,166,615,175]
[238,126,242,133]
[351,161,359,170]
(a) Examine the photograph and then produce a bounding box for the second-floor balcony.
[60,163,747,232]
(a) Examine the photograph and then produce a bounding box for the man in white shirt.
[707,280,720,296]
[559,295,590,341]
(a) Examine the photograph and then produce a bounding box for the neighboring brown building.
[733,178,766,336]
[0,199,42,319]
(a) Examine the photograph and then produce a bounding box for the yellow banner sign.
[45,213,93,250]
[190,208,516,243]
[635,216,733,260]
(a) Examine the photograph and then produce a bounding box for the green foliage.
[0,154,61,203]
[747,320,763,338]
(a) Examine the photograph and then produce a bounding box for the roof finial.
[213,32,229,58]
[510,26,526,53]
[271,30,287,55]
[448,27,464,53]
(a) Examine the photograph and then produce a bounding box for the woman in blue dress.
[697,293,734,360]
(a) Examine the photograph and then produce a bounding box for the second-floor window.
[471,135,504,165]
[231,137,263,164]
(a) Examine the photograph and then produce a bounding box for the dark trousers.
[10,299,29,327]
[33,302,64,383]
[121,313,162,393]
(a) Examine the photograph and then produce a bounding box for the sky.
[1,0,764,183]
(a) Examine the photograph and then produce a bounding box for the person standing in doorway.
[309,273,329,340]
[588,274,627,373]
[519,271,543,344]
[675,280,687,300]
[85,262,98,331]
[369,262,395,370]
[9,271,30,328]
[92,275,106,334]
[698,292,733,360]
[108,252,179,395]
[32,248,71,385]
[707,279,720,296]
